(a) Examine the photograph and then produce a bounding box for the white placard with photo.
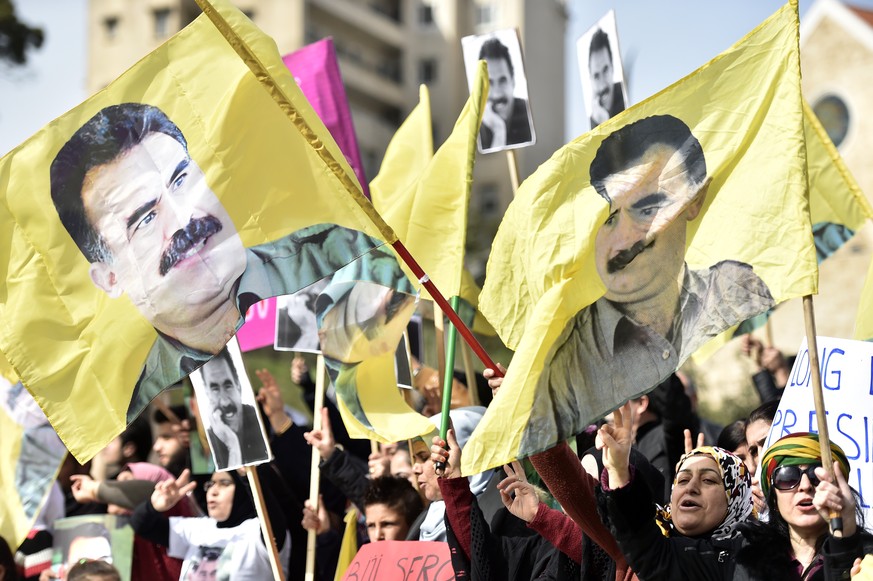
[190,338,271,471]
[461,28,536,154]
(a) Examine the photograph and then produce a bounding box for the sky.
[3,1,873,155]
[565,0,873,140]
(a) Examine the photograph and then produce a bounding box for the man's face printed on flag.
[82,131,247,334]
[594,142,705,304]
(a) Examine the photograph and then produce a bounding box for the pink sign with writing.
[342,541,452,581]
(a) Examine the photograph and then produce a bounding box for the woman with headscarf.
[597,403,755,580]
[130,469,289,580]
[734,432,873,580]
[408,406,492,542]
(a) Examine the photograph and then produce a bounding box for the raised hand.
[303,406,337,461]
[70,474,101,504]
[255,368,290,430]
[481,102,507,148]
[211,408,241,466]
[497,460,539,523]
[683,429,705,454]
[291,356,309,385]
[301,495,329,535]
[483,363,507,397]
[430,429,461,479]
[151,469,196,513]
[598,402,634,489]
[814,461,857,537]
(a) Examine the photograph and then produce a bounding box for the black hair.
[120,413,153,462]
[152,404,187,426]
[363,475,424,528]
[0,535,18,581]
[748,399,780,425]
[50,103,188,263]
[589,115,707,204]
[718,419,749,452]
[588,28,613,63]
[66,559,121,581]
[478,37,514,79]
[204,347,240,387]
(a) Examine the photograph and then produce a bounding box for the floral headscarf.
[759,432,849,500]
[655,446,753,539]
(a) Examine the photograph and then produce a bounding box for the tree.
[0,0,44,66]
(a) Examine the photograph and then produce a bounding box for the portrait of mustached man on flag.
[521,114,775,452]
[466,2,816,473]
[49,102,403,425]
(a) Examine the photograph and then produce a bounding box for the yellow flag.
[326,75,488,443]
[0,376,67,548]
[464,1,816,474]
[695,98,873,358]
[371,85,434,219]
[371,81,495,335]
[0,0,410,462]
[333,507,359,581]
[372,63,487,299]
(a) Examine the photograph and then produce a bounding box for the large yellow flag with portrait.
[463,1,817,474]
[0,0,412,462]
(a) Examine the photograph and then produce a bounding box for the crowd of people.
[3,336,872,581]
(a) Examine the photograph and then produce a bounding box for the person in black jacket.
[600,407,872,580]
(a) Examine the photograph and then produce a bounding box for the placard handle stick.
[305,355,327,580]
[506,149,520,194]
[802,295,842,536]
[246,465,286,581]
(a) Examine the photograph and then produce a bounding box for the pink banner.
[283,37,369,198]
[342,541,452,581]
[237,298,277,352]
[238,38,367,353]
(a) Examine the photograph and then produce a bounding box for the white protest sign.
[764,336,873,521]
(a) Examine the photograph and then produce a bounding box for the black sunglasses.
[771,463,822,491]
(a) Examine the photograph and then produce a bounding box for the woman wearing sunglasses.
[598,407,872,579]
[736,432,873,580]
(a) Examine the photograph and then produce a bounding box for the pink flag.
[238,38,367,352]
[284,37,369,197]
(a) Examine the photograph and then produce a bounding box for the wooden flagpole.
[802,295,842,535]
[305,356,327,579]
[246,465,286,580]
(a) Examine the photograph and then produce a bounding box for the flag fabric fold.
[0,0,407,461]
[464,1,817,474]
[696,97,873,356]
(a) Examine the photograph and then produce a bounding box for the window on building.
[153,8,172,39]
[104,16,119,40]
[812,94,850,148]
[418,59,437,84]
[419,2,434,26]
[475,3,497,27]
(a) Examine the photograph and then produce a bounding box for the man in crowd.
[478,37,532,150]
[521,114,774,454]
